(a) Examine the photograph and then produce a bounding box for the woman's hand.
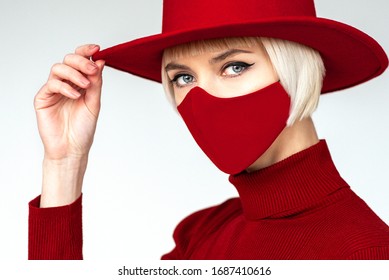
[34,44,105,207]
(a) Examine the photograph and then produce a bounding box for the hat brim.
[93,17,388,93]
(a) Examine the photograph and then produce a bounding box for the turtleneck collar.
[229,140,349,220]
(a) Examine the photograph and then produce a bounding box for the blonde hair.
[162,37,325,126]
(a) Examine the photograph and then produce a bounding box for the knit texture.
[161,140,389,259]
[28,140,389,259]
[28,195,83,260]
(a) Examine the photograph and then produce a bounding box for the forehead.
[163,37,264,64]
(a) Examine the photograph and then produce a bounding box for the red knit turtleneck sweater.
[29,140,389,259]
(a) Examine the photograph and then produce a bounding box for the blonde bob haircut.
[161,37,326,126]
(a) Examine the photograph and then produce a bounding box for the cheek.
[256,59,279,84]
[249,63,279,91]
[267,63,279,82]
[173,89,188,106]
[174,93,182,106]
[226,67,279,97]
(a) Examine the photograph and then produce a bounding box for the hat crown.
[94,0,387,94]
[162,0,317,33]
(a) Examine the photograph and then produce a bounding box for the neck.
[246,117,319,172]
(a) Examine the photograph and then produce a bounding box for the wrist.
[40,155,88,208]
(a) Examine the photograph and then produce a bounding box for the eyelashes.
[222,61,255,77]
[170,73,194,88]
[169,61,255,88]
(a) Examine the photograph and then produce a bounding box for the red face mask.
[177,82,291,174]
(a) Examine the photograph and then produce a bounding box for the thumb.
[84,60,105,116]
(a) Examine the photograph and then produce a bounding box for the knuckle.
[50,63,62,73]
[33,90,40,103]
[75,44,87,54]
[75,44,83,51]
[63,53,75,64]
[45,80,56,91]
[34,87,45,104]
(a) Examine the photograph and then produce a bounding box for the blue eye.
[223,62,254,76]
[171,74,194,87]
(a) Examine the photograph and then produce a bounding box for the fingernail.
[89,44,98,49]
[80,77,90,86]
[87,62,98,72]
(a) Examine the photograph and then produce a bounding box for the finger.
[34,80,80,110]
[88,59,105,86]
[49,63,91,89]
[84,60,105,116]
[62,53,99,76]
[44,79,81,99]
[75,44,100,58]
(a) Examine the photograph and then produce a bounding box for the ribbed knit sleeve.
[28,195,83,260]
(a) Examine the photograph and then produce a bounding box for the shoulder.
[162,198,242,259]
[327,188,389,259]
[170,197,241,249]
[173,198,242,238]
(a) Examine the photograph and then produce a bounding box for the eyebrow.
[165,63,191,72]
[210,49,253,64]
[164,49,253,72]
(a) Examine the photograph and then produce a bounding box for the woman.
[29,0,389,259]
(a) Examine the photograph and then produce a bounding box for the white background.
[0,0,388,260]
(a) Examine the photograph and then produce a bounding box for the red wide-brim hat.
[93,0,388,93]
